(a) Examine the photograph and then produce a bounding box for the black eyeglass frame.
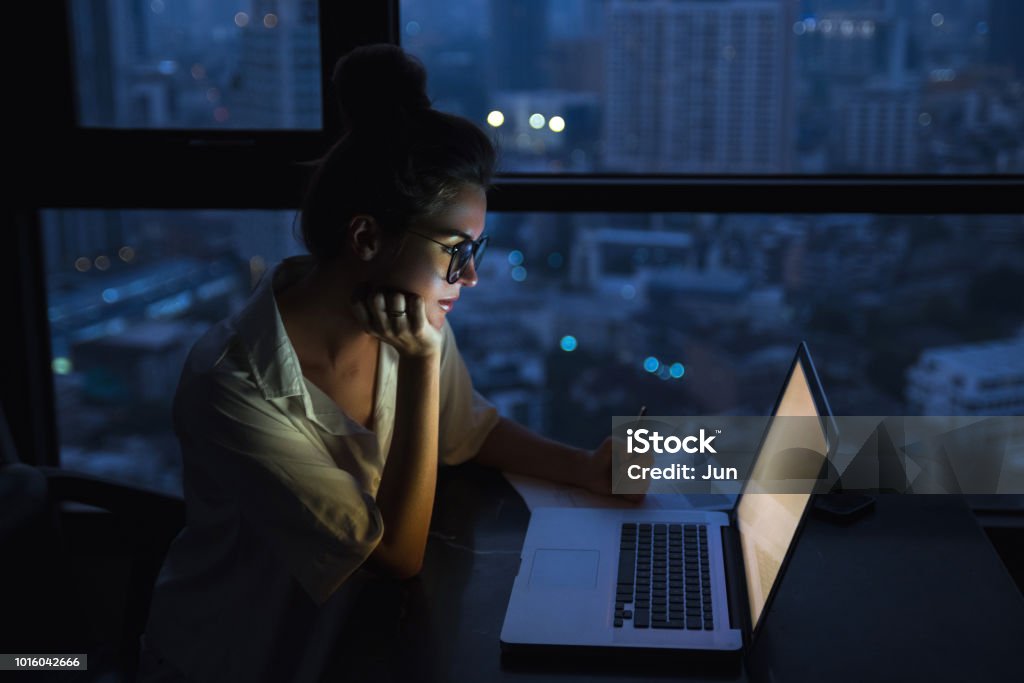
[406,229,489,284]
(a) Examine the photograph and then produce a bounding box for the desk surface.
[327,463,1024,683]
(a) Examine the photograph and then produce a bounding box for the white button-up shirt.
[141,256,499,682]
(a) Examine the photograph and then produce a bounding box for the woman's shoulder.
[171,334,285,440]
[176,319,256,401]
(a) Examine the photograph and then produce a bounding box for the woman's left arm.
[472,417,617,496]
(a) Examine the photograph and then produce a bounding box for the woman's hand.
[574,436,649,503]
[351,287,443,359]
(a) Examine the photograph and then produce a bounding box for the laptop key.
[634,609,650,628]
[623,609,633,619]
[652,620,684,629]
[614,618,623,628]
[686,617,702,630]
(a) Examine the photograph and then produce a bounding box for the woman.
[139,44,624,682]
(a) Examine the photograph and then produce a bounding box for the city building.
[604,0,795,172]
[907,337,1024,414]
[232,0,321,128]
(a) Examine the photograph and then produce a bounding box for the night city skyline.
[53,1,1024,497]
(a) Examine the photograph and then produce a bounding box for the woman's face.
[377,185,487,330]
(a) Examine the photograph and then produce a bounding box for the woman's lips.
[438,298,458,313]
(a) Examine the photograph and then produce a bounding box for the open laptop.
[501,342,836,658]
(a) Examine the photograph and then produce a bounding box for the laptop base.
[500,641,742,676]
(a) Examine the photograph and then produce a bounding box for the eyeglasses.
[407,230,489,284]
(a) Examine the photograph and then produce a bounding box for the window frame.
[5,1,1023,468]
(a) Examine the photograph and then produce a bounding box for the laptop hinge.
[720,524,747,637]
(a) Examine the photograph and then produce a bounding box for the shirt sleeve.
[174,365,384,606]
[437,319,501,466]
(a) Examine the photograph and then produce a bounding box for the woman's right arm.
[352,289,442,579]
[176,369,384,606]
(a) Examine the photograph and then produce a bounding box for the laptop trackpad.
[529,549,600,589]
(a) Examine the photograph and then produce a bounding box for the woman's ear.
[348,215,383,262]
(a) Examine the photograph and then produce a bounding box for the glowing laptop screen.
[736,359,828,632]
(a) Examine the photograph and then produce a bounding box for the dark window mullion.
[489,176,1024,214]
[26,174,1024,214]
[17,2,402,211]
[4,210,60,467]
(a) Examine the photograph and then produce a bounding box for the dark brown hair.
[298,43,497,262]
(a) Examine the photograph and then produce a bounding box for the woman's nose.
[457,258,479,287]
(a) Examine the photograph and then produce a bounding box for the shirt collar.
[229,256,388,439]
[231,256,313,401]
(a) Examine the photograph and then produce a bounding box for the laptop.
[500,342,836,658]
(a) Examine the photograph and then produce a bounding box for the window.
[7,2,1020,514]
[42,209,305,495]
[401,0,1024,173]
[42,209,1024,496]
[67,0,323,129]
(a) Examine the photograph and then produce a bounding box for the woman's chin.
[427,310,446,330]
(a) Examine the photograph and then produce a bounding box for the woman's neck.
[276,261,374,375]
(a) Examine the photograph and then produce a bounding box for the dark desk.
[328,463,1024,683]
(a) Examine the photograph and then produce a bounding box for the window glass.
[401,0,1024,173]
[67,0,322,129]
[43,209,305,494]
[450,212,1024,447]
[44,210,1023,496]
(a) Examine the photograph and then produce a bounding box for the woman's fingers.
[387,291,406,316]
[386,291,409,335]
[352,286,441,357]
[405,294,427,337]
[368,290,388,337]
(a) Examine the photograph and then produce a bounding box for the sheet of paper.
[502,472,736,512]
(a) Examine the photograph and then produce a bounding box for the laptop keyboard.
[614,523,714,630]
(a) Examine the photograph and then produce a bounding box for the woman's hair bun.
[332,43,432,131]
